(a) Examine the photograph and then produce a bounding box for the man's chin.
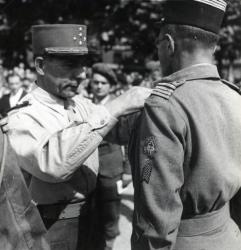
[96,93,106,98]
[61,91,77,99]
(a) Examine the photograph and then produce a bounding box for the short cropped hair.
[162,24,219,51]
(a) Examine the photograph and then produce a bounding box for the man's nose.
[97,82,103,88]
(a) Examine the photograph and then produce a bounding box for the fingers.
[72,191,86,201]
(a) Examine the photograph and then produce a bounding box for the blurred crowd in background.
[0,62,36,98]
[0,0,240,91]
[0,0,240,117]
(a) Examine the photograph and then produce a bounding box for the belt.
[37,201,87,220]
[178,204,229,237]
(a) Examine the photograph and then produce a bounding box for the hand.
[122,173,132,188]
[72,191,86,202]
[0,116,9,133]
[105,86,152,118]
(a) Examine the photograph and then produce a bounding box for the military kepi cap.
[160,0,227,34]
[32,24,89,56]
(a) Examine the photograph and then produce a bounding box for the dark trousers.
[44,217,89,250]
[93,175,121,250]
[38,199,94,250]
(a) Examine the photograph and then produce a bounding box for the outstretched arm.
[3,87,151,183]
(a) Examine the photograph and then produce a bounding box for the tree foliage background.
[0,0,240,80]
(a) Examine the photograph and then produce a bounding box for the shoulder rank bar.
[151,80,185,100]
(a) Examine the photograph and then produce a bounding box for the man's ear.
[35,57,45,76]
[165,34,175,56]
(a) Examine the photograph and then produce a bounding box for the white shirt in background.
[9,88,24,107]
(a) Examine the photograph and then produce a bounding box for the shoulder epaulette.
[151,80,186,100]
[221,79,241,95]
[4,101,31,117]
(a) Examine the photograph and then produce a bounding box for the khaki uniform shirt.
[129,64,241,249]
[7,86,117,204]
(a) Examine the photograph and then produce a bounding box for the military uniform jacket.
[6,86,117,204]
[129,64,241,250]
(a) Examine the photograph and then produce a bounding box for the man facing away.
[1,24,151,250]
[129,0,241,249]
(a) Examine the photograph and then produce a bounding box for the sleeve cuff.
[87,105,118,131]
[96,115,118,137]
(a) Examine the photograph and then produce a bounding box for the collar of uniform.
[162,64,220,83]
[31,86,69,117]
[93,95,111,105]
[100,95,110,105]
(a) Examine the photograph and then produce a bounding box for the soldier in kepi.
[129,0,241,249]
[0,24,151,250]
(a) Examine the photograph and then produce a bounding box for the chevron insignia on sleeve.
[151,80,186,100]
[142,159,153,184]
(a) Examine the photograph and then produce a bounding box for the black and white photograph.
[0,0,241,249]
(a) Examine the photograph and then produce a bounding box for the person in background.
[13,63,25,79]
[0,73,27,116]
[22,76,34,93]
[141,60,162,88]
[90,63,132,250]
[22,69,36,93]
[76,68,90,98]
